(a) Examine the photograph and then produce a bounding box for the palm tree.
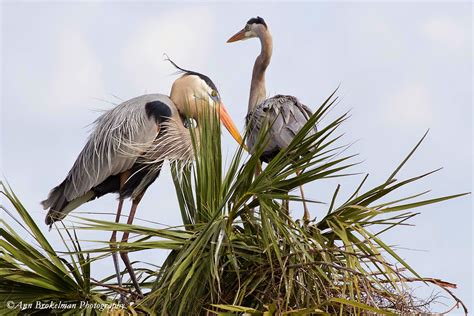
[0,91,468,315]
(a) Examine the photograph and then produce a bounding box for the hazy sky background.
[1,1,472,312]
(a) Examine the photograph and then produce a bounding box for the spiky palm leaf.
[0,182,128,314]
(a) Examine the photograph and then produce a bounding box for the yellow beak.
[218,102,247,150]
[227,29,246,43]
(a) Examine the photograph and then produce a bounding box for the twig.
[435,284,467,315]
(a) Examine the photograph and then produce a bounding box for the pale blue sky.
[1,1,472,312]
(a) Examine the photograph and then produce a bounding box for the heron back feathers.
[246,94,317,162]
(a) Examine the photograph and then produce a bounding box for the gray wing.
[246,95,316,158]
[42,94,176,211]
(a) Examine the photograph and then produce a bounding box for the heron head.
[227,16,268,43]
[168,60,243,146]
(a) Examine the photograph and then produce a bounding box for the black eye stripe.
[246,16,267,27]
[165,56,219,92]
[187,73,218,92]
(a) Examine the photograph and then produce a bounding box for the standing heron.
[41,61,243,296]
[227,16,316,221]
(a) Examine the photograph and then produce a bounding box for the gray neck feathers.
[248,28,273,113]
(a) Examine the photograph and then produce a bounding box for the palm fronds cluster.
[0,93,468,315]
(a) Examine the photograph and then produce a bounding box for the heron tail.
[42,181,95,225]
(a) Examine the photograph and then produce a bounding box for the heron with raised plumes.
[41,60,243,297]
[227,16,317,222]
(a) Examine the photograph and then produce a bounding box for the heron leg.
[246,161,262,229]
[120,192,144,297]
[299,185,310,222]
[282,199,289,216]
[296,170,310,222]
[110,198,124,289]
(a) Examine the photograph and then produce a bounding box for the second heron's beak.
[227,29,246,43]
[218,103,246,149]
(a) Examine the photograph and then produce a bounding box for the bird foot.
[133,290,144,300]
[303,210,310,223]
[119,294,127,305]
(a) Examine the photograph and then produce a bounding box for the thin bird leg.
[243,162,262,234]
[296,170,310,222]
[110,198,124,288]
[249,161,262,216]
[111,171,130,290]
[282,199,289,217]
[120,192,144,297]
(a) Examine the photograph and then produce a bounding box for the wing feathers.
[246,94,317,159]
[42,94,176,220]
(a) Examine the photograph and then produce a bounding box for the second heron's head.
[168,60,243,145]
[227,16,268,43]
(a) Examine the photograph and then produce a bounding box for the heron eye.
[184,117,197,129]
[245,25,250,31]
[211,90,218,98]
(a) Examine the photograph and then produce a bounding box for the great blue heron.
[227,16,316,221]
[41,62,243,296]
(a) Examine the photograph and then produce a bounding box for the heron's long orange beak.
[227,29,246,43]
[218,103,246,150]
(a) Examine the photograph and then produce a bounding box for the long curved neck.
[248,28,273,113]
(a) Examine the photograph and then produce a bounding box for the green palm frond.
[0,182,116,314]
[142,92,466,314]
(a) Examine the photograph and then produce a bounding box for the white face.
[243,23,265,39]
[170,74,221,118]
[189,75,220,107]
